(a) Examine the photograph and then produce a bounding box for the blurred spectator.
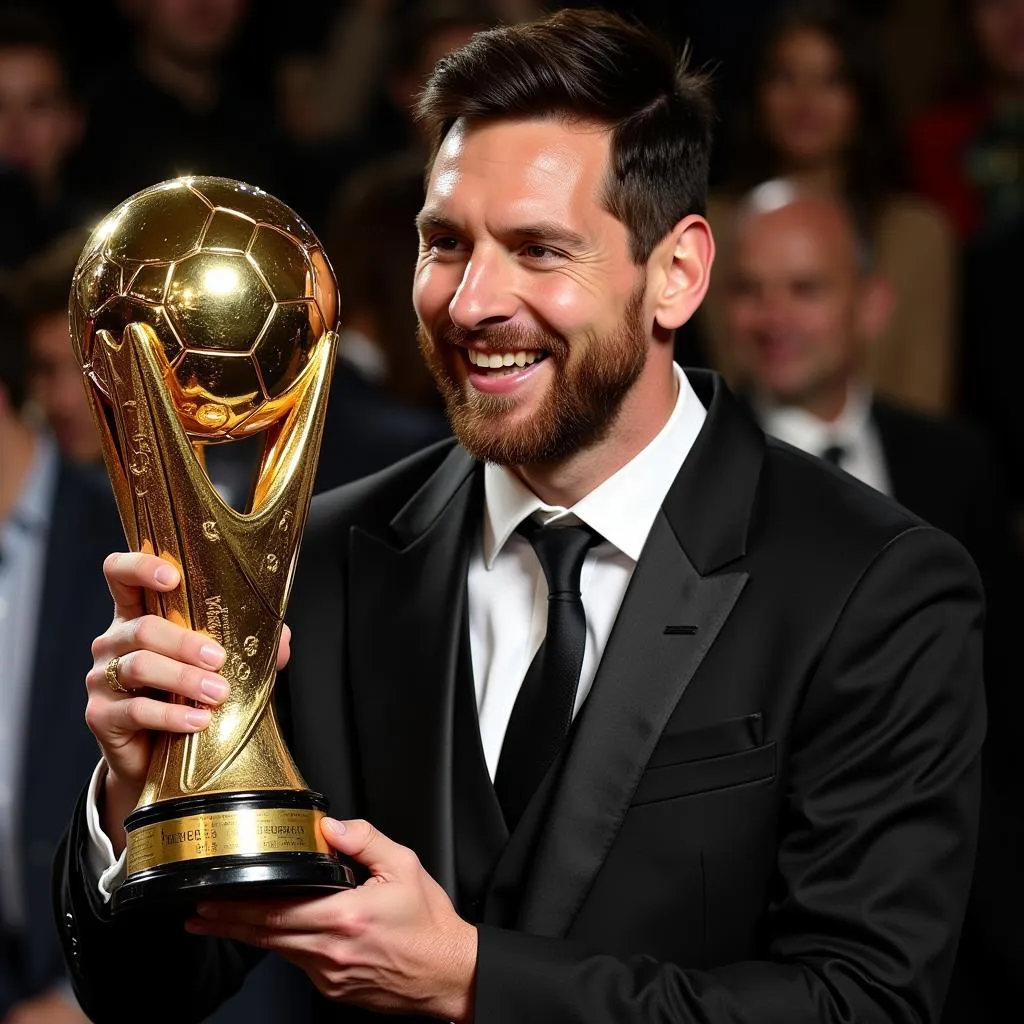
[313,152,449,495]
[0,291,122,1024]
[16,230,103,467]
[73,0,279,210]
[279,1,492,235]
[725,181,1007,575]
[0,7,91,268]
[910,0,1024,240]
[704,0,956,416]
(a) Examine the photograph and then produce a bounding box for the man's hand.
[86,551,291,853]
[186,819,477,1021]
[2,989,91,1024]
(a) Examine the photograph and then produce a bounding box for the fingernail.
[199,643,225,668]
[185,709,211,729]
[196,903,217,918]
[322,817,346,836]
[155,565,179,586]
[200,678,229,703]
[184,919,208,934]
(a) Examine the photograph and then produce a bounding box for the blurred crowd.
[0,0,1021,1022]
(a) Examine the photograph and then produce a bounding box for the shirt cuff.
[84,759,127,901]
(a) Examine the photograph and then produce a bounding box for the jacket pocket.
[631,742,777,806]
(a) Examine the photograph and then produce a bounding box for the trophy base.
[112,789,356,915]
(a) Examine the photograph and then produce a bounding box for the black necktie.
[494,521,598,831]
[821,444,847,467]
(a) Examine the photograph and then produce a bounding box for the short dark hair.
[416,9,714,263]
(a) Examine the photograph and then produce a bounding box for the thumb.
[320,817,411,876]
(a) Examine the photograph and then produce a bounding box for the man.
[0,9,88,266]
[724,179,1003,568]
[55,11,983,1024]
[18,232,104,467]
[0,296,121,1024]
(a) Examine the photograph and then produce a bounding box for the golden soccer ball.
[70,176,339,441]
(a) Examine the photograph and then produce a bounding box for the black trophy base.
[112,789,356,915]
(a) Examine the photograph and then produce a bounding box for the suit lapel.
[346,446,479,898]
[498,371,764,936]
[512,514,748,934]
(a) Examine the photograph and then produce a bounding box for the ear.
[855,274,895,347]
[649,215,715,332]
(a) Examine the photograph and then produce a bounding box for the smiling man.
[54,10,983,1024]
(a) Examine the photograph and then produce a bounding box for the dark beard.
[417,286,648,466]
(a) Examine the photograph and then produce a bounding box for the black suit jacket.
[55,372,985,1024]
[0,461,124,1015]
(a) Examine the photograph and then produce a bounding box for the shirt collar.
[481,364,706,567]
[755,382,873,457]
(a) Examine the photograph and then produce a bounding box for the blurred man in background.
[18,232,102,468]
[725,180,1002,564]
[0,9,88,267]
[0,293,121,1024]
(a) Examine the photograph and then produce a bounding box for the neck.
[781,163,846,196]
[514,361,678,507]
[140,38,218,109]
[0,416,38,523]
[782,377,853,423]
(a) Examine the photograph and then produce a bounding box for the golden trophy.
[70,176,355,911]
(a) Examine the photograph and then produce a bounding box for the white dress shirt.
[87,364,707,896]
[469,364,706,777]
[756,384,892,497]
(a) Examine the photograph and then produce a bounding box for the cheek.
[412,262,456,324]
[530,275,619,339]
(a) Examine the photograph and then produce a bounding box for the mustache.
[435,321,569,359]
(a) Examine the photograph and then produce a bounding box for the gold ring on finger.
[105,655,129,694]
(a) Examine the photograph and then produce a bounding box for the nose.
[447,246,519,331]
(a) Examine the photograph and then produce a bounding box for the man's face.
[28,310,102,462]
[413,118,650,466]
[140,0,246,64]
[726,200,866,405]
[0,47,77,191]
[972,0,1024,86]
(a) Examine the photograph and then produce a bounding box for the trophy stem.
[113,789,356,913]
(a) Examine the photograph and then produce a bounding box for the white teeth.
[467,349,544,369]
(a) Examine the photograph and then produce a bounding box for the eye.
[521,243,558,260]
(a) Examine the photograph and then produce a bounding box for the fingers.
[97,612,226,672]
[105,693,213,736]
[321,819,417,877]
[277,623,292,672]
[104,551,181,620]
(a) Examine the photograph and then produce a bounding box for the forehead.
[0,46,63,84]
[425,117,613,226]
[734,204,855,275]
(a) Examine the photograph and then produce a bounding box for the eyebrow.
[415,211,588,252]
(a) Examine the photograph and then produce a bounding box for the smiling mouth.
[464,348,550,375]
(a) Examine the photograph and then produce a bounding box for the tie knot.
[518,520,598,598]
[821,444,847,467]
